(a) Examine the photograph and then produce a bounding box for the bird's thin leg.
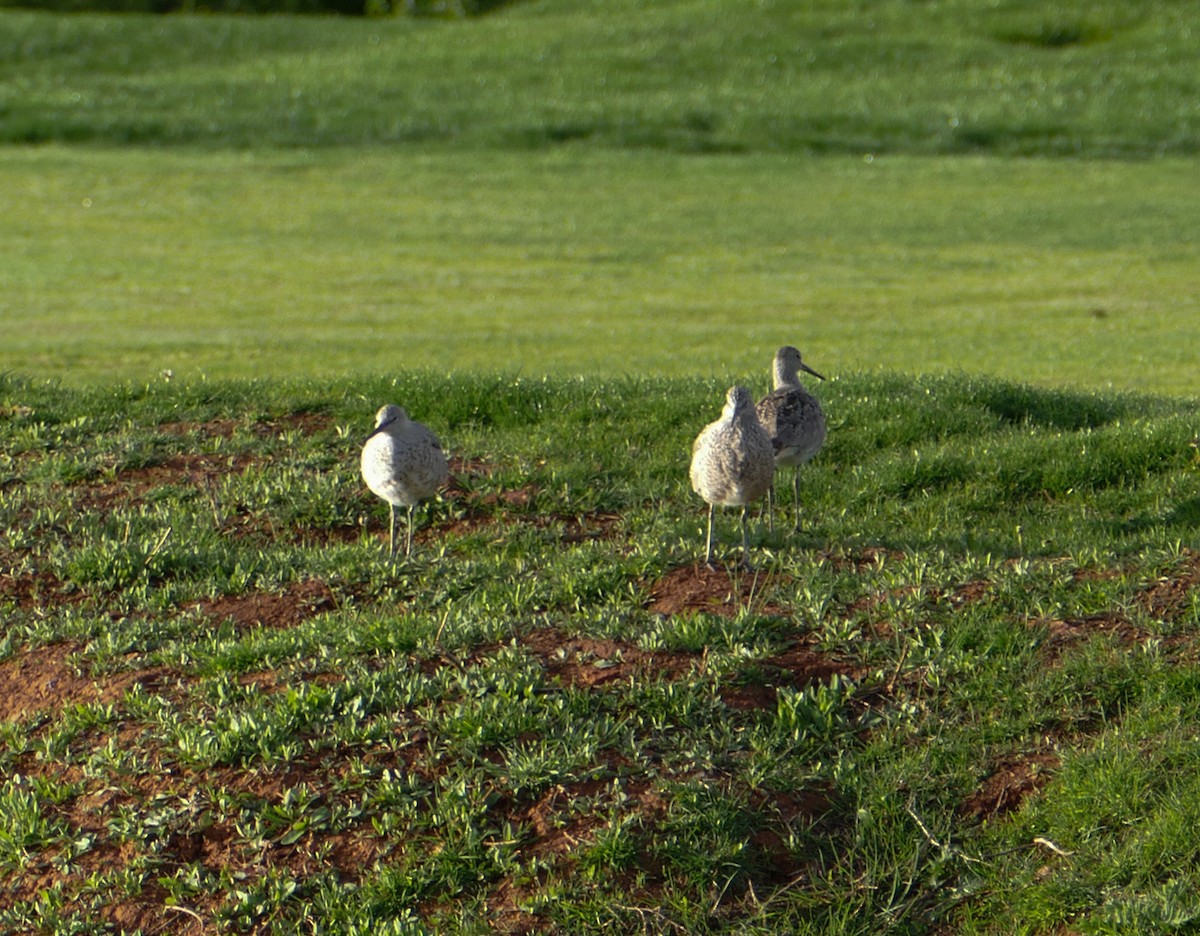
[792,468,802,532]
[388,504,398,559]
[405,504,415,557]
[740,505,753,569]
[704,504,716,567]
[767,484,776,533]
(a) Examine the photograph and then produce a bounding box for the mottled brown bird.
[756,346,826,532]
[690,386,775,568]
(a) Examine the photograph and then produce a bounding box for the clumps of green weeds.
[2,371,1200,933]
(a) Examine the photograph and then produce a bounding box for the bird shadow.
[1103,496,1200,537]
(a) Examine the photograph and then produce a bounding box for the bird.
[689,385,776,568]
[755,346,827,532]
[360,404,449,559]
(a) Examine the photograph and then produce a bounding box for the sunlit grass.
[1,370,1199,931]
[1,0,1198,156]
[3,147,1198,395]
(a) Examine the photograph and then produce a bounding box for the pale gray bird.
[690,385,776,568]
[755,346,827,532]
[360,404,449,559]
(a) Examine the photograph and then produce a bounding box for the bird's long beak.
[365,420,390,442]
[802,363,826,381]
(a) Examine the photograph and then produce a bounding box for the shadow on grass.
[1099,497,1200,538]
[967,381,1126,431]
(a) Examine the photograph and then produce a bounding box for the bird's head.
[775,345,826,385]
[724,385,754,419]
[369,404,409,438]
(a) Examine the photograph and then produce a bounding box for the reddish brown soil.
[521,626,700,689]
[817,546,907,573]
[719,644,864,711]
[0,567,86,610]
[960,751,1061,822]
[849,579,992,617]
[1037,613,1146,660]
[158,411,334,440]
[191,578,339,632]
[5,741,395,930]
[644,563,787,617]
[73,452,259,515]
[72,410,333,515]
[0,642,183,722]
[1139,549,1200,622]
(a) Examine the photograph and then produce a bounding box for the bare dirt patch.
[481,775,673,933]
[119,453,258,490]
[5,771,392,930]
[645,564,787,618]
[74,452,258,514]
[0,567,86,610]
[1037,613,1145,659]
[960,751,1060,822]
[159,417,242,439]
[1139,550,1200,622]
[521,626,699,689]
[719,644,864,711]
[253,411,335,438]
[946,579,992,607]
[849,579,992,617]
[0,642,183,722]
[70,411,333,517]
[745,783,839,880]
[406,453,621,549]
[542,510,623,545]
[191,578,338,632]
[158,411,334,440]
[818,546,907,573]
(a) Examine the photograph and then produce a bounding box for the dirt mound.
[960,751,1060,822]
[0,642,182,722]
[521,626,699,688]
[1140,549,1200,622]
[645,564,786,617]
[191,578,338,632]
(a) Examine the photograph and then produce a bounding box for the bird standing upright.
[361,404,449,559]
[689,385,776,568]
[755,346,827,532]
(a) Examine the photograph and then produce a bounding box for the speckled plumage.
[755,346,826,531]
[690,386,775,567]
[361,404,449,558]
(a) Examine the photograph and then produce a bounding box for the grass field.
[2,0,1200,393]
[1,370,1199,933]
[3,0,1200,931]
[3,146,1199,395]
[3,0,1199,156]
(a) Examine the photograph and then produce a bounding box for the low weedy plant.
[0,369,1198,933]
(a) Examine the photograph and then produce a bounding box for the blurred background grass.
[1,0,1197,393]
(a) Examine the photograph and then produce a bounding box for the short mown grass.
[3,147,1198,394]
[1,370,1199,933]
[3,0,1200,393]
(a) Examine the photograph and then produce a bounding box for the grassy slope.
[1,0,1200,391]
[1,0,1198,155]
[1,371,1199,933]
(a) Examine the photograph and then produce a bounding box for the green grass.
[2,0,1200,392]
[3,2,1200,923]
[1,370,1199,933]
[3,146,1198,394]
[1,0,1198,156]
